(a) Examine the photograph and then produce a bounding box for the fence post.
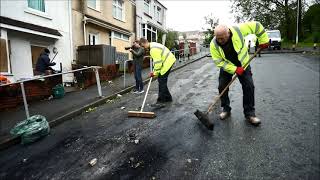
[20,82,30,119]
[124,60,127,88]
[94,67,102,97]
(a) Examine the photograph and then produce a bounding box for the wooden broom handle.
[140,77,153,112]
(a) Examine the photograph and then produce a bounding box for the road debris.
[117,94,122,98]
[106,99,115,104]
[89,158,97,166]
[22,158,28,163]
[134,139,140,144]
[121,106,126,110]
[86,107,97,113]
[187,159,192,163]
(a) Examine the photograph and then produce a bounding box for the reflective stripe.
[212,38,222,56]
[163,51,171,62]
[255,22,260,34]
[239,52,247,63]
[154,67,162,70]
[257,29,265,37]
[161,46,166,57]
[153,60,162,64]
[222,61,228,70]
[232,26,244,48]
[212,38,219,50]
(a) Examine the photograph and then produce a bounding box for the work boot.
[219,111,231,120]
[246,116,261,126]
[150,102,166,108]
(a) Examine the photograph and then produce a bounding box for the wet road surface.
[0,54,319,179]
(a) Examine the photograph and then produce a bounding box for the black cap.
[44,48,50,54]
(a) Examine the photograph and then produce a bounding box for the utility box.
[77,45,116,66]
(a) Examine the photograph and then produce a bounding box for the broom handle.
[140,77,153,112]
[206,48,262,113]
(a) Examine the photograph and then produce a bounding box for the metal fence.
[0,66,102,119]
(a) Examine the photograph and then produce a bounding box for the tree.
[231,0,307,41]
[303,3,320,42]
[158,30,179,50]
[203,13,219,44]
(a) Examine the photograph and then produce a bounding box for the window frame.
[87,0,101,11]
[112,31,130,42]
[88,33,100,45]
[27,0,46,12]
[156,6,161,22]
[112,0,125,21]
[143,0,150,15]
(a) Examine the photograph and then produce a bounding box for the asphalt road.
[0,53,319,180]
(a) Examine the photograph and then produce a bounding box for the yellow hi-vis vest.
[150,42,176,76]
[210,21,269,74]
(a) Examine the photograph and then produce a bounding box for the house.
[179,31,206,45]
[135,0,167,42]
[0,0,73,82]
[72,0,136,61]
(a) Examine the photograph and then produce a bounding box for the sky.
[161,0,235,32]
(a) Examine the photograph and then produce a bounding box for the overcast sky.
[161,0,235,32]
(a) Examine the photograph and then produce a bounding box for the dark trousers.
[134,64,143,91]
[218,66,255,117]
[157,68,172,103]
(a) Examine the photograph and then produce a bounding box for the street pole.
[295,0,299,45]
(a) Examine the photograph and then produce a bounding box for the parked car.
[267,30,282,50]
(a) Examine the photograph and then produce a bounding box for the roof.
[155,0,167,10]
[0,16,62,36]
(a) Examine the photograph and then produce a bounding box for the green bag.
[10,115,50,144]
[52,84,65,99]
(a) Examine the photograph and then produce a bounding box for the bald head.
[214,24,230,45]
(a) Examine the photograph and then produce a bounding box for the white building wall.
[0,0,73,82]
[135,0,167,39]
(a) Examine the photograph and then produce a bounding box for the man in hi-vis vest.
[210,22,269,125]
[140,38,176,107]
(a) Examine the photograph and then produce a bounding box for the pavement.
[0,53,319,179]
[0,52,208,148]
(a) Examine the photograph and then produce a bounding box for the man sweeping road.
[140,38,176,108]
[210,22,269,125]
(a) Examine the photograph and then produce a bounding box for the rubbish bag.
[52,84,65,99]
[10,115,50,144]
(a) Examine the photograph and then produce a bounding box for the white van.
[266,30,281,50]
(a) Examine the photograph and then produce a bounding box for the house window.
[0,38,9,73]
[87,0,100,11]
[113,32,130,41]
[89,33,99,45]
[28,0,45,12]
[156,6,161,22]
[113,0,124,21]
[144,0,150,15]
[142,24,157,42]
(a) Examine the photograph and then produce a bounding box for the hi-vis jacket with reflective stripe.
[210,21,269,74]
[150,42,176,76]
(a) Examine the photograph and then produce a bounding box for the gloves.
[259,43,269,49]
[52,62,56,66]
[149,72,154,77]
[235,67,244,76]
